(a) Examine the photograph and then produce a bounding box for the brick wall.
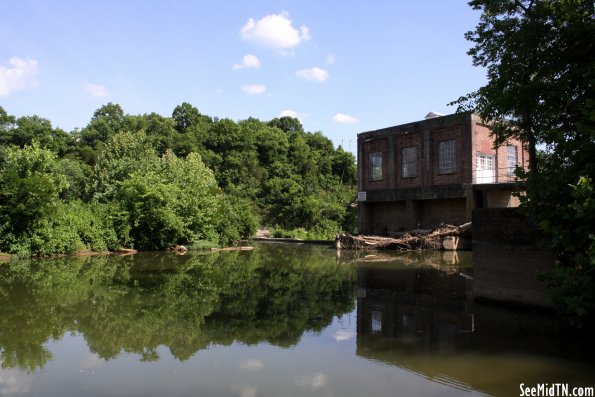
[471,116,529,183]
[395,131,423,189]
[431,125,467,186]
[362,138,389,190]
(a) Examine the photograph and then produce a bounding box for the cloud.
[326,54,336,65]
[295,372,327,391]
[84,83,109,98]
[233,54,261,70]
[296,67,328,83]
[0,56,39,97]
[81,353,103,369]
[279,109,300,120]
[231,385,257,397]
[239,359,264,371]
[333,113,359,124]
[241,11,310,50]
[0,370,32,396]
[332,329,356,341]
[241,84,266,95]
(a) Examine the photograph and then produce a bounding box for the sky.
[0,0,486,154]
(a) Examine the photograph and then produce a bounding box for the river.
[0,243,593,396]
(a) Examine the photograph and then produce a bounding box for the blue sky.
[1,1,486,153]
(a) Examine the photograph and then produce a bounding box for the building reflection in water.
[351,250,595,397]
[356,251,474,358]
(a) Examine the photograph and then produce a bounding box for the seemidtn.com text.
[520,383,594,397]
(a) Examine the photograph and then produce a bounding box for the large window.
[439,140,456,174]
[369,152,383,181]
[506,145,518,175]
[402,146,418,178]
[476,154,495,183]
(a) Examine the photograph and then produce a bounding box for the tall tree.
[453,0,594,172]
[454,0,595,322]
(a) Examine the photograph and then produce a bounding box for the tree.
[453,0,594,172]
[454,0,595,322]
[117,151,225,249]
[172,102,211,133]
[79,103,125,148]
[0,143,67,251]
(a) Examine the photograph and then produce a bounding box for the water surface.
[0,244,593,396]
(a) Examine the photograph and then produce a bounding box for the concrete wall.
[485,190,521,208]
[360,197,468,234]
[360,201,407,235]
[472,208,555,307]
[420,198,467,228]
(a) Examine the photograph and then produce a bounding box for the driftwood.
[210,246,255,252]
[338,222,471,251]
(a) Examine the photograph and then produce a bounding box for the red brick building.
[357,112,529,234]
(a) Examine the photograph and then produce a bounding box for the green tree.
[454,0,595,321]
[0,143,68,254]
[91,131,157,201]
[78,102,125,150]
[118,151,225,249]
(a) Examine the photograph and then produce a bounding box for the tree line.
[0,103,357,255]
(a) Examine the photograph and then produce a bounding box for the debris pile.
[337,222,471,251]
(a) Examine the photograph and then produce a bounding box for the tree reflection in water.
[0,244,356,370]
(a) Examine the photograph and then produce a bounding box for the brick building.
[357,112,529,234]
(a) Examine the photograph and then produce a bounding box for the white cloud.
[240,11,310,50]
[333,113,359,124]
[296,67,328,83]
[279,109,300,120]
[81,353,103,369]
[239,359,264,371]
[332,329,356,341]
[84,83,109,98]
[231,385,258,397]
[0,370,32,396]
[326,54,336,65]
[295,372,327,391]
[241,84,266,95]
[233,54,261,70]
[0,56,39,97]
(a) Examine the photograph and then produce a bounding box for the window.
[371,311,382,333]
[402,146,418,178]
[476,154,495,183]
[439,140,456,173]
[506,145,518,175]
[369,152,383,181]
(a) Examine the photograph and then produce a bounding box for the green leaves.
[118,151,224,250]
[460,0,595,323]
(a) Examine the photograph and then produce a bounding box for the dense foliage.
[454,0,594,322]
[0,103,356,255]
